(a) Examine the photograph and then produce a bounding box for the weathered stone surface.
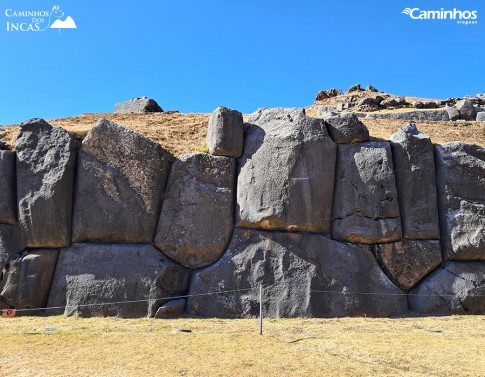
[154,153,235,269]
[435,143,485,260]
[236,108,337,233]
[0,151,16,225]
[16,119,79,248]
[114,97,163,113]
[374,240,442,291]
[366,110,449,122]
[366,85,378,92]
[316,105,337,116]
[477,112,485,122]
[154,299,186,319]
[0,249,59,310]
[0,225,24,281]
[456,99,476,121]
[47,244,190,318]
[187,229,408,318]
[72,119,172,243]
[390,124,440,239]
[324,112,369,144]
[206,106,244,158]
[346,84,363,93]
[315,89,340,101]
[357,97,378,107]
[332,141,402,243]
[422,101,438,109]
[380,97,408,108]
[445,104,460,121]
[409,262,485,315]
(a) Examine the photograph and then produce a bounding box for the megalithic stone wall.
[0,109,484,318]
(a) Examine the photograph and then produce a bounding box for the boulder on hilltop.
[114,97,163,113]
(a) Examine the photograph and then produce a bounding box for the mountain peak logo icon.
[50,16,76,29]
[48,5,77,32]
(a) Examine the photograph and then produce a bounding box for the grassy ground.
[0,316,484,376]
[2,111,484,156]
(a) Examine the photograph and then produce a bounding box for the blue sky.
[1,0,484,124]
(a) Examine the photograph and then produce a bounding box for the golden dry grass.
[1,112,211,157]
[1,108,484,156]
[0,316,484,377]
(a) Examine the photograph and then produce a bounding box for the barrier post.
[259,284,263,335]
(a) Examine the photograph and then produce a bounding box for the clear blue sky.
[1,0,484,124]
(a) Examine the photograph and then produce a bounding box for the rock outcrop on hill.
[0,108,483,318]
[314,86,484,121]
[114,97,163,113]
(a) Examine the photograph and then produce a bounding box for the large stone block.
[445,104,460,121]
[324,112,369,144]
[206,106,244,158]
[187,229,408,318]
[16,119,79,248]
[0,249,59,311]
[435,143,485,260]
[409,262,485,315]
[0,225,24,281]
[47,244,191,318]
[332,141,402,243]
[456,99,476,121]
[154,153,235,269]
[236,108,337,233]
[0,151,16,224]
[72,119,173,243]
[114,97,163,113]
[373,240,442,290]
[390,124,440,239]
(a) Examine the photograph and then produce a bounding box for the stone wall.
[0,110,484,318]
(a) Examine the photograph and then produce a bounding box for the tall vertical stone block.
[0,151,16,225]
[332,141,402,243]
[236,108,337,233]
[16,119,79,248]
[435,143,485,260]
[390,124,440,239]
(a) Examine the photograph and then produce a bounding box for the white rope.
[12,287,257,313]
[6,283,484,314]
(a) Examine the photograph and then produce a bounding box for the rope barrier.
[3,283,484,314]
[11,287,257,313]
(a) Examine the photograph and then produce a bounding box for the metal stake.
[259,284,263,335]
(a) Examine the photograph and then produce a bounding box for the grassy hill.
[1,100,484,156]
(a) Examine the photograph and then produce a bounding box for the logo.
[5,5,77,32]
[402,7,478,25]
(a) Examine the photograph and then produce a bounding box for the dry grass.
[1,109,484,156]
[362,118,485,145]
[1,112,211,157]
[0,316,484,376]
[305,104,485,146]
